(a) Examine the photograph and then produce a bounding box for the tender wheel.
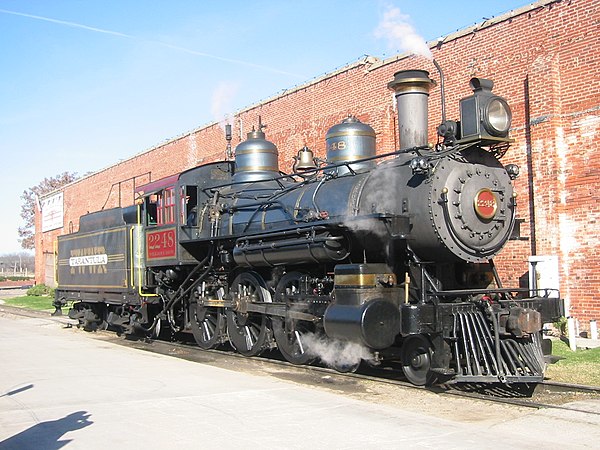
[227,272,271,356]
[401,335,437,386]
[70,302,106,332]
[189,302,224,349]
[272,272,315,365]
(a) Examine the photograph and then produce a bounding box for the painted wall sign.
[41,192,64,232]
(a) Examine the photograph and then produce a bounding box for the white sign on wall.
[529,255,560,298]
[41,192,64,232]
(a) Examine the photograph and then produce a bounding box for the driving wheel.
[272,272,315,365]
[227,272,271,356]
[189,301,224,349]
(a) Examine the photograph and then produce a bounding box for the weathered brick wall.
[36,0,600,329]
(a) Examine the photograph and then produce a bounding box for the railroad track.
[3,305,599,414]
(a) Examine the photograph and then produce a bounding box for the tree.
[0,252,35,274]
[19,172,78,250]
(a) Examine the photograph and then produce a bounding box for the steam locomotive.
[54,68,562,386]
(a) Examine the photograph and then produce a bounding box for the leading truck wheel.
[401,335,438,386]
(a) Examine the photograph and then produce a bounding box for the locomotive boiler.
[54,68,563,386]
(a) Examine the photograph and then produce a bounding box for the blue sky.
[0,0,533,255]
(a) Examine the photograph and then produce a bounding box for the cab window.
[146,195,158,225]
[145,187,176,226]
[159,187,175,224]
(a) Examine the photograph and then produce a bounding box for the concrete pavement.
[0,309,599,449]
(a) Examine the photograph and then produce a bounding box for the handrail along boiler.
[54,68,563,386]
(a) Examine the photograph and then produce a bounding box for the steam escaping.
[343,162,405,237]
[211,81,240,131]
[373,5,433,60]
[303,333,376,370]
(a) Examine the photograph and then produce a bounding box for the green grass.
[3,295,55,311]
[545,339,600,386]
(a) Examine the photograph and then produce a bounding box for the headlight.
[458,77,513,145]
[484,97,512,136]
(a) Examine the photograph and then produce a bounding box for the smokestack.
[388,70,435,149]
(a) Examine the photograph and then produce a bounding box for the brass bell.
[294,146,317,171]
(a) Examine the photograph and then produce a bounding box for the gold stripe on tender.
[59,227,126,241]
[58,284,128,289]
[335,273,397,287]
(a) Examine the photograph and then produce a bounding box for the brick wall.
[36,0,600,330]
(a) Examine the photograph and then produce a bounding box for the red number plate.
[146,228,177,260]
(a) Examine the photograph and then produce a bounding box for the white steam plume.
[373,5,433,60]
[303,333,376,370]
[343,162,404,237]
[211,81,240,130]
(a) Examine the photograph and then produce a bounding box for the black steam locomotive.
[54,69,562,386]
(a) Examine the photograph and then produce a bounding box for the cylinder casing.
[323,264,401,349]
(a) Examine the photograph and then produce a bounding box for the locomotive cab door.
[137,176,180,267]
